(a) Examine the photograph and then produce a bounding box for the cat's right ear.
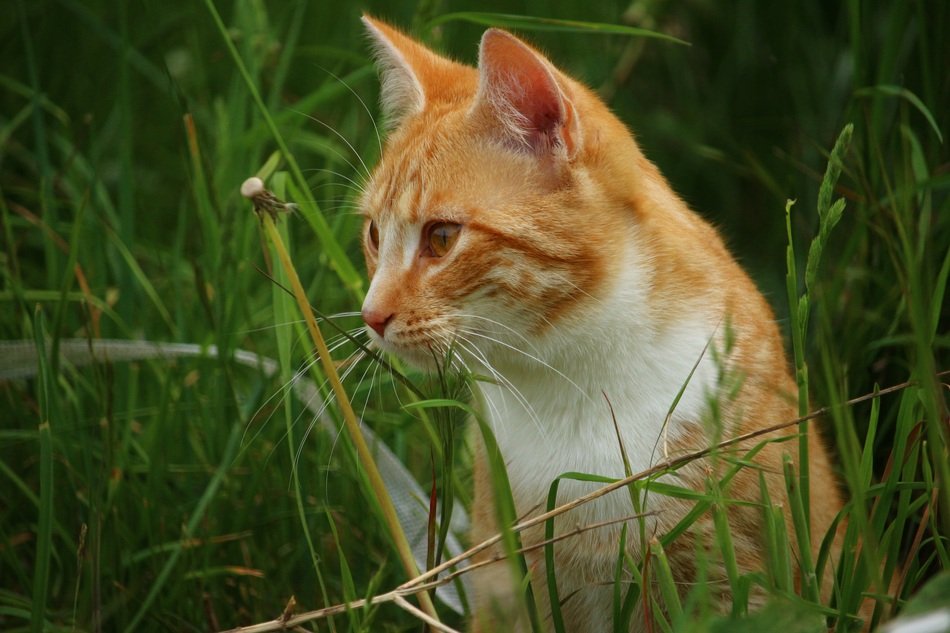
[362,16,469,129]
[472,29,582,159]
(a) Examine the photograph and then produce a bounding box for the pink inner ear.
[478,30,568,151]
[507,64,563,136]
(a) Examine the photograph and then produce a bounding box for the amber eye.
[367,220,380,252]
[425,222,461,257]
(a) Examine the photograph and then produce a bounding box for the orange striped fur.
[359,17,845,632]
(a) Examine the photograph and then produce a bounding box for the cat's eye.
[367,220,380,252]
[425,222,461,257]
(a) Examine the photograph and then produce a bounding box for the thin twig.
[393,596,462,633]
[215,511,652,633]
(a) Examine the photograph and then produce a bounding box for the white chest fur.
[474,256,722,527]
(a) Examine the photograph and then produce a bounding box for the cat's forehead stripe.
[379,151,428,222]
[376,118,455,220]
[395,177,421,221]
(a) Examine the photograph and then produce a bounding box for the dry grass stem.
[249,186,438,621]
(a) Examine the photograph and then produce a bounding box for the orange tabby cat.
[358,16,844,632]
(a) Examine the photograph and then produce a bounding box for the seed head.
[240,176,265,199]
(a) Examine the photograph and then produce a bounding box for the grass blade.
[783,456,818,602]
[30,308,56,633]
[710,495,742,613]
[649,538,682,624]
[543,472,619,633]
[855,85,944,143]
[427,12,690,46]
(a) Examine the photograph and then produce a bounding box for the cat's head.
[358,17,649,370]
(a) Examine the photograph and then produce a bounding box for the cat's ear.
[362,15,468,129]
[473,29,581,158]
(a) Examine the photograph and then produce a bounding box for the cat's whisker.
[288,108,373,181]
[477,385,503,427]
[304,167,367,197]
[314,160,366,191]
[456,326,595,407]
[244,322,357,449]
[309,180,365,196]
[256,312,358,338]
[310,179,359,190]
[293,349,368,473]
[314,199,365,214]
[355,352,380,422]
[241,381,289,450]
[434,334,474,383]
[292,335,362,400]
[453,312,541,354]
[326,327,366,357]
[386,355,409,413]
[292,346,367,465]
[332,355,381,495]
[453,335,544,435]
[311,198,364,216]
[532,309,558,333]
[268,320,364,382]
[321,349,376,497]
[546,270,603,305]
[241,347,325,452]
[314,64,384,159]
[309,188,366,208]
[308,193,360,206]
[257,354,327,480]
[448,344,473,377]
[436,326,472,358]
[444,343,504,424]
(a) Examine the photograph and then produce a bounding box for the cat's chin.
[368,335,447,371]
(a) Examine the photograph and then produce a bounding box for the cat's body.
[358,17,843,632]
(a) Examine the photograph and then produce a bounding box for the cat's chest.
[474,319,719,521]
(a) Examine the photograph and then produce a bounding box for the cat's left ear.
[362,15,472,129]
[473,29,582,159]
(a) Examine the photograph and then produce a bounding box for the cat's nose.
[362,308,394,337]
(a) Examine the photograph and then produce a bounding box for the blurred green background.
[1,1,946,631]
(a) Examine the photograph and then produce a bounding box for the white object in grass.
[880,609,950,633]
[240,176,265,199]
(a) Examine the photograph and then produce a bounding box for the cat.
[357,16,845,632]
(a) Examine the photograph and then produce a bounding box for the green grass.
[1,1,947,631]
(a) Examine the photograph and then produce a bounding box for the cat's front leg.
[469,437,535,632]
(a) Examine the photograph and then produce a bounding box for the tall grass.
[1,1,946,631]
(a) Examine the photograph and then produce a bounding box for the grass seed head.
[241,176,265,199]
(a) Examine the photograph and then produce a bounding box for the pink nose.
[362,308,394,337]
